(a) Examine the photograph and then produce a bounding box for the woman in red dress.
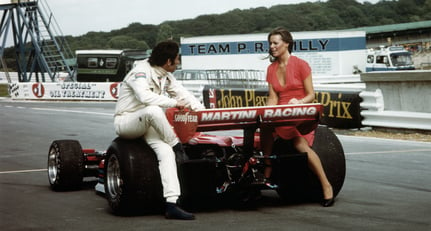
[260,27,334,207]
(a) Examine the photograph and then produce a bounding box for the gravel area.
[333,127,431,142]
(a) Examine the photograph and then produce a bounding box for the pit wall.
[360,71,431,113]
[358,70,431,131]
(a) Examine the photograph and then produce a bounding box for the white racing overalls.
[114,59,204,203]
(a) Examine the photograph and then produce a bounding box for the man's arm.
[167,75,205,111]
[126,72,177,108]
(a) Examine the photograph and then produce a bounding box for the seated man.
[114,40,204,220]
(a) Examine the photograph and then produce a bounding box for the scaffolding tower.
[0,0,75,82]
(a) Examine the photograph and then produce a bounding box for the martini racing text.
[199,106,318,122]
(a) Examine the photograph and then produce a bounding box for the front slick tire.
[47,140,84,191]
[104,137,164,215]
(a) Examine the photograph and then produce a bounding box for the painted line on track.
[337,134,431,144]
[0,169,47,174]
[1,104,113,116]
[31,107,112,116]
[345,148,431,155]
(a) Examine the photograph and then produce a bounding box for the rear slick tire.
[274,125,346,202]
[310,125,346,200]
[104,137,164,215]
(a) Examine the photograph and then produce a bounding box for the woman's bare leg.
[259,127,274,178]
[294,137,333,200]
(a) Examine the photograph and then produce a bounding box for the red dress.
[266,56,315,146]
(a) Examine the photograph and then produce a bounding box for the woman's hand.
[288,98,304,104]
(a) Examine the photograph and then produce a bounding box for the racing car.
[47,103,345,214]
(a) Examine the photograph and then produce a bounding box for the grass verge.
[0,84,9,97]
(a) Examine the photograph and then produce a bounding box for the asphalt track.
[0,100,430,231]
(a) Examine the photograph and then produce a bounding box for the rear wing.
[168,103,323,143]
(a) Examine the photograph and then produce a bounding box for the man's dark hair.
[148,40,179,66]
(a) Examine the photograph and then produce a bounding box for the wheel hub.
[106,154,122,198]
[47,146,59,184]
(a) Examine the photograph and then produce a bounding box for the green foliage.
[156,24,174,43]
[2,0,430,67]
[0,84,9,97]
[107,35,149,50]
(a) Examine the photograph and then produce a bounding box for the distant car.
[47,104,346,214]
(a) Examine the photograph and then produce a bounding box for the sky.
[0,0,378,47]
[43,0,380,37]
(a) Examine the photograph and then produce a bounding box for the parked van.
[366,46,415,72]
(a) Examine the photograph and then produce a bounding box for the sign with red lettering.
[170,104,322,143]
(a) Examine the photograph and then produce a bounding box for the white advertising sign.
[8,82,120,101]
[180,31,366,76]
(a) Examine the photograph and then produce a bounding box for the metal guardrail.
[0,72,18,83]
[359,89,384,111]
[313,74,362,84]
[181,83,204,103]
[0,72,69,83]
[360,89,431,131]
[2,71,430,131]
[360,110,431,130]
[176,71,365,101]
[175,69,267,103]
[314,83,365,92]
[420,62,431,70]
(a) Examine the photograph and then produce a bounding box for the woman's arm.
[288,74,315,104]
[266,83,279,106]
[300,74,315,103]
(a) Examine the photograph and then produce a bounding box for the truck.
[75,49,149,82]
[366,46,415,72]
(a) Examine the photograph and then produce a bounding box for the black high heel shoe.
[321,185,334,207]
[321,197,335,207]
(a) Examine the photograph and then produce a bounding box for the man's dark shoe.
[165,202,195,220]
[173,142,189,163]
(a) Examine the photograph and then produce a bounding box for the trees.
[2,0,430,66]
[156,24,174,43]
[107,36,149,50]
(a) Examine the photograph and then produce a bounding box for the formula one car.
[47,103,345,214]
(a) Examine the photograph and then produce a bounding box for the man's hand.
[176,98,203,111]
[176,99,187,110]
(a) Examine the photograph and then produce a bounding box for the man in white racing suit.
[114,41,204,220]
